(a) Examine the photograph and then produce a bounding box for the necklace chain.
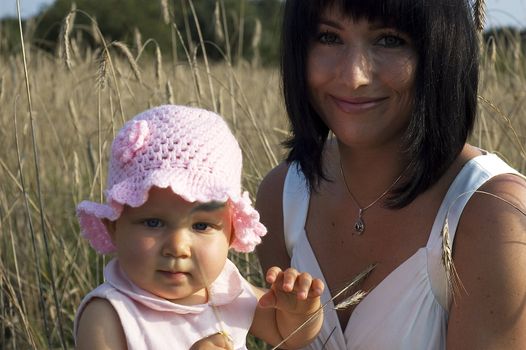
[339,159,406,235]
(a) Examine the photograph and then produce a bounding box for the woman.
[256,0,526,349]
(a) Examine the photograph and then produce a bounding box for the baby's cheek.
[122,236,158,256]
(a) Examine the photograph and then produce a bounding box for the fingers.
[265,266,282,284]
[265,267,324,300]
[189,331,233,350]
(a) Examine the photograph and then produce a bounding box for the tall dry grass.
[0,2,525,349]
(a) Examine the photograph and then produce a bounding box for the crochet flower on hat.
[112,120,150,164]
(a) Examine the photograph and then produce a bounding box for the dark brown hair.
[281,0,479,207]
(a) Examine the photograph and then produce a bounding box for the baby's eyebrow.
[191,201,226,213]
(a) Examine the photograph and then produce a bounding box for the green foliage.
[0,0,283,65]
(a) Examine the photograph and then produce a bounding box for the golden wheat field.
[0,5,525,350]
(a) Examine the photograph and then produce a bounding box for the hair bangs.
[309,0,423,38]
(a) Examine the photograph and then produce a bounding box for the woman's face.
[307,6,417,149]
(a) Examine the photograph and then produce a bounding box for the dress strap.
[426,153,520,250]
[282,162,311,258]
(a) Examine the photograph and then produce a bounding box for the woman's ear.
[102,218,117,243]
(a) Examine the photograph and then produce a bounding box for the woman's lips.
[331,95,388,113]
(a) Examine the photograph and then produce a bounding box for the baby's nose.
[162,230,191,258]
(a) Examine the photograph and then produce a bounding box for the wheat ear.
[270,264,376,350]
[474,0,486,33]
[161,0,170,25]
[59,5,76,69]
[112,41,142,83]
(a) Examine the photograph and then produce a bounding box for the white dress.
[282,153,521,350]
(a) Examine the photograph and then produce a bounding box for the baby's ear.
[229,221,236,247]
[102,218,117,243]
[227,202,235,247]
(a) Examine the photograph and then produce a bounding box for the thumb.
[258,290,277,308]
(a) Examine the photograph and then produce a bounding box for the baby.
[74,105,324,349]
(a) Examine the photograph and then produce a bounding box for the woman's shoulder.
[256,162,291,270]
[257,162,290,207]
[461,168,526,229]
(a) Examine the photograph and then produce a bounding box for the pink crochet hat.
[77,105,266,254]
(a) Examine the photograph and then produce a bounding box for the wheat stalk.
[214,1,225,43]
[172,15,202,102]
[97,49,109,90]
[0,76,4,101]
[236,0,246,63]
[155,43,163,88]
[161,0,170,25]
[440,218,465,305]
[15,1,68,347]
[59,5,76,69]
[489,37,497,67]
[133,27,143,56]
[90,16,101,45]
[478,95,526,159]
[188,0,218,111]
[251,18,262,67]
[166,80,174,104]
[473,0,486,33]
[112,41,142,83]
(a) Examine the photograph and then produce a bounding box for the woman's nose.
[162,230,191,258]
[340,45,373,89]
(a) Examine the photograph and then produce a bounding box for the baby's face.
[106,186,232,305]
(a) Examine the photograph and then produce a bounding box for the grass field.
[0,6,525,350]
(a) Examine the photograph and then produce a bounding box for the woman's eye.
[143,219,163,228]
[192,223,210,232]
[317,31,341,45]
[377,35,406,48]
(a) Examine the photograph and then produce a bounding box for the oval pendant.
[354,218,365,234]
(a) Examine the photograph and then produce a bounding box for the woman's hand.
[189,332,233,350]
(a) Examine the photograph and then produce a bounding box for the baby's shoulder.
[76,297,126,349]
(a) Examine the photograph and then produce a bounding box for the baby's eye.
[316,31,341,45]
[376,34,406,48]
[192,222,211,232]
[143,218,164,228]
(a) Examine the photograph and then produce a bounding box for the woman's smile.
[330,94,389,113]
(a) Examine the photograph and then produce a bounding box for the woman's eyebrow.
[191,201,226,213]
[318,18,344,30]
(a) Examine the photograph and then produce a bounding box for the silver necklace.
[339,159,406,235]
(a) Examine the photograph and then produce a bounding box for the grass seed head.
[113,41,142,83]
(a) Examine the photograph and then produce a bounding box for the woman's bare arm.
[447,174,526,349]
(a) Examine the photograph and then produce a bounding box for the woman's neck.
[334,140,409,204]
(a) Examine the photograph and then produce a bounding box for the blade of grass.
[16,1,67,347]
